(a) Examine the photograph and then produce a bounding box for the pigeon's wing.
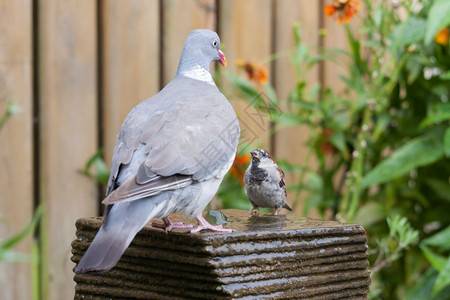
[102,164,193,205]
[104,78,239,204]
[142,79,240,181]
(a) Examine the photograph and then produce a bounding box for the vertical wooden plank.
[219,0,273,150]
[102,0,160,169]
[0,1,34,299]
[162,0,216,85]
[273,0,320,215]
[38,0,97,299]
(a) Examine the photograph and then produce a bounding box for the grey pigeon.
[244,149,292,215]
[75,29,239,274]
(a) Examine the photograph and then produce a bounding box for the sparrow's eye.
[212,39,218,48]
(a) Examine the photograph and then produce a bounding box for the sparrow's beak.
[218,50,227,67]
[250,150,259,159]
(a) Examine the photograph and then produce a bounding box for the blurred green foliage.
[79,148,110,185]
[0,100,20,131]
[222,0,450,298]
[0,206,41,263]
[1,101,41,298]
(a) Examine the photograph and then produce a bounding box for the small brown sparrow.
[244,149,292,215]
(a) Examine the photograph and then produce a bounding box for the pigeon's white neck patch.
[179,65,215,85]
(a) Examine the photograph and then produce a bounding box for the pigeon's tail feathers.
[74,222,133,273]
[283,202,293,211]
[75,197,166,273]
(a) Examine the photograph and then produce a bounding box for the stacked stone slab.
[71,210,370,299]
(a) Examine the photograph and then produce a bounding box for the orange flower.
[319,128,338,156]
[234,153,251,165]
[324,0,360,24]
[236,60,269,84]
[435,27,449,45]
[229,153,251,186]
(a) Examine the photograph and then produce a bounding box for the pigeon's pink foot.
[190,216,234,233]
[152,217,193,232]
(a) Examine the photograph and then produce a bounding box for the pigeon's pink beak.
[218,50,227,67]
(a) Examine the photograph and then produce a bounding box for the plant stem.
[0,109,10,131]
[371,251,395,274]
[348,108,371,219]
[292,146,312,211]
[333,158,349,217]
[341,103,373,221]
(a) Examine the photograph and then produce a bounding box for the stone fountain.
[71,209,370,299]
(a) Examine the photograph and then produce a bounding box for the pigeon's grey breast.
[106,76,240,195]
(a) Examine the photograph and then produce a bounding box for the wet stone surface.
[72,209,370,299]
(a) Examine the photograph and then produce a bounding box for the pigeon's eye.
[212,39,218,48]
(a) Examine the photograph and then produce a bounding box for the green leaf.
[263,83,278,106]
[83,148,103,172]
[0,206,42,250]
[406,54,425,83]
[293,22,301,46]
[226,73,260,100]
[79,149,110,185]
[339,74,359,91]
[421,245,447,271]
[440,71,450,80]
[420,113,450,128]
[433,256,450,296]
[422,226,450,251]
[0,101,21,131]
[275,113,304,127]
[372,114,391,141]
[406,268,438,300]
[426,178,450,202]
[306,54,334,68]
[387,215,419,249]
[362,133,444,187]
[0,249,33,263]
[353,202,386,227]
[291,99,317,111]
[425,0,450,45]
[216,173,251,210]
[420,103,450,128]
[444,128,450,157]
[94,157,110,185]
[6,101,21,116]
[392,17,426,47]
[276,160,306,173]
[373,7,383,29]
[307,83,321,100]
[329,130,346,153]
[295,44,310,64]
[303,193,321,215]
[306,172,323,191]
[302,173,324,215]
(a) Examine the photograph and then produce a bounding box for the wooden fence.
[0,0,349,299]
